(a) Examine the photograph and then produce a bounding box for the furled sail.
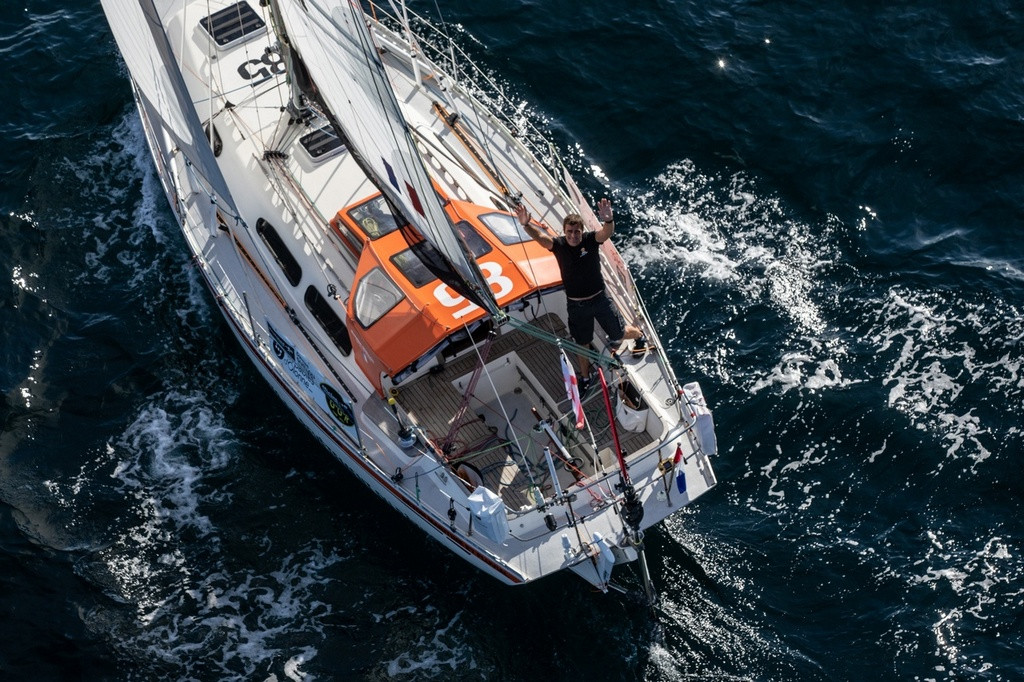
[273,0,499,315]
[100,0,236,209]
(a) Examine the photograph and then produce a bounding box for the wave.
[620,159,850,396]
[618,156,1024,679]
[25,109,327,677]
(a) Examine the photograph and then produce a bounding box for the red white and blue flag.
[674,444,686,493]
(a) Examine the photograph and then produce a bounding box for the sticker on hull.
[268,322,360,445]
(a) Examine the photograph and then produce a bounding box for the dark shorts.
[567,293,625,347]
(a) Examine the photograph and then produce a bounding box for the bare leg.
[578,353,591,378]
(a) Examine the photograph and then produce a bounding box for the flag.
[560,350,585,429]
[674,444,686,493]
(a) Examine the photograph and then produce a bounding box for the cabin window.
[454,221,493,257]
[390,248,437,288]
[256,218,302,286]
[330,217,363,258]
[203,122,223,157]
[304,286,352,354]
[479,212,532,245]
[353,267,403,328]
[347,195,401,240]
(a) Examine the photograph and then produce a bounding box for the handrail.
[367,2,571,194]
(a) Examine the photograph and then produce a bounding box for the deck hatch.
[200,2,266,49]
[299,127,346,163]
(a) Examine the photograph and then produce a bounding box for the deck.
[396,314,654,510]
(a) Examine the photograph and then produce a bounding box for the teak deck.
[399,314,654,509]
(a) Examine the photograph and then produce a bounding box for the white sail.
[274,0,498,313]
[100,0,236,208]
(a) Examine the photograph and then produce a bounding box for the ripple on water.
[615,152,1023,679]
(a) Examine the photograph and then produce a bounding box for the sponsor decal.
[268,321,359,444]
[321,383,355,427]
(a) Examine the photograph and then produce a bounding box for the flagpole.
[596,368,656,605]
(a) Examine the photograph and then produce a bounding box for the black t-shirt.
[550,231,604,299]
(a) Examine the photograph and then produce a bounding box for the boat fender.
[591,532,615,585]
[682,382,718,456]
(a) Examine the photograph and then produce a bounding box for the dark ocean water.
[2,0,1023,679]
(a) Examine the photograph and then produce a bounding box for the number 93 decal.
[433,262,514,319]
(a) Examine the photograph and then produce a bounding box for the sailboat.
[99,0,719,598]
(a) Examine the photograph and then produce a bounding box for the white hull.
[106,0,719,592]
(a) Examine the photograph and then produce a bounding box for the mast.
[265,0,305,118]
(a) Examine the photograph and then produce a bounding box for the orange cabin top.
[330,193,561,394]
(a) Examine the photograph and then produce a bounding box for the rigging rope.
[505,316,619,370]
[439,329,496,455]
[464,322,541,498]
